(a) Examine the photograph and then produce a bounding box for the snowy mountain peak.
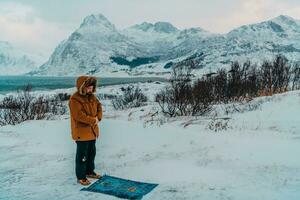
[272,15,297,23]
[227,15,300,36]
[131,22,153,31]
[79,13,115,30]
[131,21,178,33]
[270,15,300,29]
[153,22,179,33]
[30,13,300,77]
[182,27,209,34]
[0,41,39,75]
[0,41,13,51]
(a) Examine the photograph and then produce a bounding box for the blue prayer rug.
[81,175,158,199]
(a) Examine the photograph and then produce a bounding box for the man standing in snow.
[68,75,103,185]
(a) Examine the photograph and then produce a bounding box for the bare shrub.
[112,85,148,110]
[291,64,300,90]
[0,84,66,126]
[55,92,71,101]
[189,79,214,116]
[207,118,231,132]
[155,66,213,117]
[96,93,118,100]
[223,99,263,115]
[155,55,297,118]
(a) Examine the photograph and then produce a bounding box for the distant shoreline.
[0,76,167,95]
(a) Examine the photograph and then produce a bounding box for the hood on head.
[76,75,97,95]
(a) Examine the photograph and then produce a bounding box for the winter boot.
[86,171,101,179]
[77,178,91,185]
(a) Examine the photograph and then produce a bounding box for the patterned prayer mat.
[81,175,158,199]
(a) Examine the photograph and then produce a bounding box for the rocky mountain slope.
[28,14,300,77]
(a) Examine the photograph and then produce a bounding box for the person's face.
[86,85,93,94]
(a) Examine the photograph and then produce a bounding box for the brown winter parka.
[68,75,103,141]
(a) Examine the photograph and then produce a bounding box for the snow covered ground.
[0,85,300,200]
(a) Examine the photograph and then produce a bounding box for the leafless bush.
[206,55,294,101]
[155,66,213,117]
[189,80,214,115]
[140,109,167,127]
[259,55,291,95]
[223,99,263,115]
[0,84,66,126]
[112,85,148,110]
[155,86,177,117]
[291,64,300,90]
[96,93,118,100]
[155,55,297,118]
[55,92,71,101]
[207,118,231,132]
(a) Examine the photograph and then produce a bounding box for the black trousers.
[75,140,96,180]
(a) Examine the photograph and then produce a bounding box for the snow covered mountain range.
[0,41,43,76]
[19,14,300,76]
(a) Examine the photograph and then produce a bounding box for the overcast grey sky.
[1,0,300,57]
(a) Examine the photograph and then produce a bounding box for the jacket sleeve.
[69,98,96,125]
[96,99,103,121]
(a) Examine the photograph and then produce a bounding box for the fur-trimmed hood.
[76,75,97,95]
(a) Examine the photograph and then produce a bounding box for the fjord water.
[0,76,166,94]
